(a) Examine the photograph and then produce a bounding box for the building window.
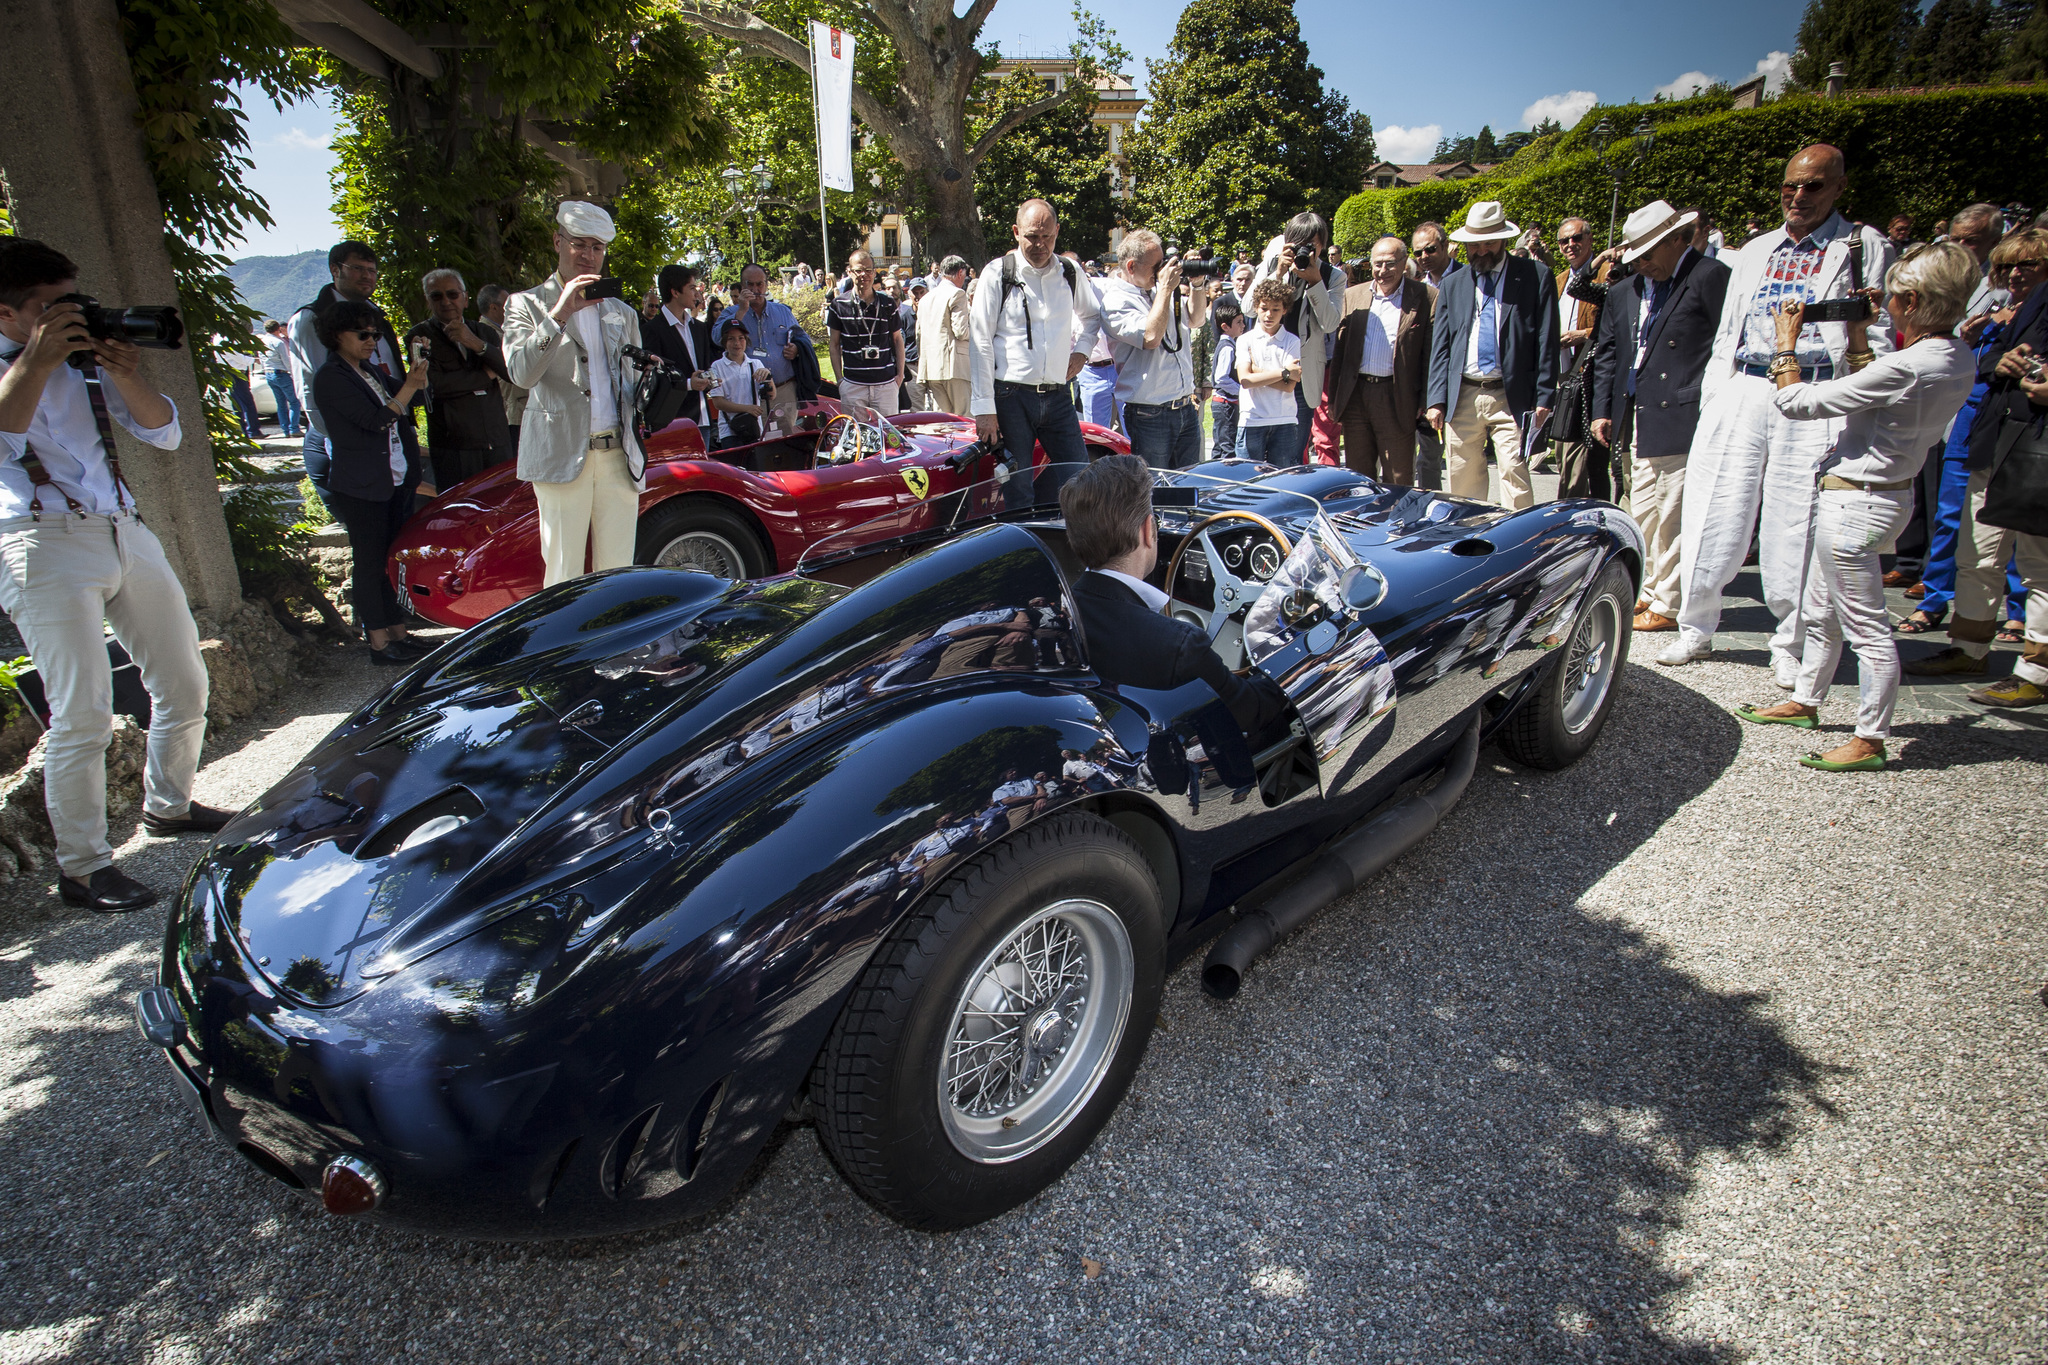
[1375,174,1394,188]
[884,227,900,259]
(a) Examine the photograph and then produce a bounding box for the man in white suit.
[503,201,647,587]
[918,255,972,416]
[1659,145,1897,677]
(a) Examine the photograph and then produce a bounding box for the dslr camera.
[1288,242,1320,270]
[55,293,183,370]
[1178,257,1224,280]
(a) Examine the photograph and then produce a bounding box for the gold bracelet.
[1844,349,1875,372]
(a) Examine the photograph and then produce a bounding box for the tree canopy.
[971,68,1116,262]
[1791,0,1922,88]
[1123,0,1372,256]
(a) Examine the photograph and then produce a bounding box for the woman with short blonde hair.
[1733,242,1979,769]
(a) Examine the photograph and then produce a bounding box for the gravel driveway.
[2,588,2042,1364]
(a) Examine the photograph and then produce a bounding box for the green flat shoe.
[1734,703,1818,729]
[1799,748,1886,772]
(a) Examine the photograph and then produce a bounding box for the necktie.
[1475,269,1499,375]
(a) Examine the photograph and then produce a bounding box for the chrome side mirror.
[1339,563,1388,612]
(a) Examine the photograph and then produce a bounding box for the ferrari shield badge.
[901,467,930,500]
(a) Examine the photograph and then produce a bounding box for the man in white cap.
[1658,144,1895,672]
[1425,200,1560,509]
[502,200,648,587]
[1589,201,1731,632]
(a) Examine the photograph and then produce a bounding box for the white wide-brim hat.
[1620,200,1698,263]
[1449,200,1520,243]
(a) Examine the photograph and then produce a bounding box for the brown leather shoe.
[1633,610,1677,632]
[1904,581,1928,599]
[1881,568,1912,587]
[1634,599,1648,614]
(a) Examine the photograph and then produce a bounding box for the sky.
[229,0,1805,260]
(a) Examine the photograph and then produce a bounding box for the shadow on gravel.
[1887,718,2048,766]
[0,661,1844,1365]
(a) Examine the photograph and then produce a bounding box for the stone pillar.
[0,0,244,616]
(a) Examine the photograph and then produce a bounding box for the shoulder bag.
[1984,406,2048,537]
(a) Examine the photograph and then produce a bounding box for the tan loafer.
[1632,610,1677,632]
[1902,646,1987,677]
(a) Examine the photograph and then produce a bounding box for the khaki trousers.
[923,376,969,418]
[1630,453,1687,617]
[1444,382,1532,508]
[0,514,209,876]
[839,379,900,418]
[534,440,639,588]
[1338,380,1414,484]
[1951,468,2048,684]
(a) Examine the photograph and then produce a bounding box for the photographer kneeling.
[1733,244,1977,770]
[0,237,229,911]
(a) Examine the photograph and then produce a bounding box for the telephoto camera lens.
[1179,258,1223,280]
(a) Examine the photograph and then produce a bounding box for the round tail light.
[321,1155,386,1215]
[443,573,466,596]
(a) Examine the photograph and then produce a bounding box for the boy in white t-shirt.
[708,319,774,452]
[1235,277,1303,465]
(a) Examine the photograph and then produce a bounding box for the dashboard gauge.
[1248,542,1282,580]
[1222,542,1243,568]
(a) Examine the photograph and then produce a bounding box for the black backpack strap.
[1846,232,1865,293]
[1001,251,1033,353]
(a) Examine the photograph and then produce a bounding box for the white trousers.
[1676,373,1838,666]
[1630,452,1687,617]
[1792,488,1912,739]
[533,442,639,588]
[1951,468,2048,684]
[0,514,209,876]
[839,379,901,419]
[1444,383,1533,509]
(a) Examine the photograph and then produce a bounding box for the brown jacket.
[1328,277,1435,434]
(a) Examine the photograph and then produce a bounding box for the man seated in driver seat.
[1062,455,1290,733]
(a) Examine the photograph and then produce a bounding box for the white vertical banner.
[809,21,856,193]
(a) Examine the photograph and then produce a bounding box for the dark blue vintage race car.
[138,454,1642,1238]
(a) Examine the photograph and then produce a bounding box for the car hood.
[202,526,1076,1007]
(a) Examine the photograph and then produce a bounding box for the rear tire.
[1498,559,1631,770]
[634,499,767,579]
[812,813,1164,1230]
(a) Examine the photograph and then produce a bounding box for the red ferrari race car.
[387,401,1130,630]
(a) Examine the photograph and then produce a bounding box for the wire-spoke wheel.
[939,898,1134,1163]
[634,500,766,580]
[1499,559,1633,770]
[812,813,1163,1229]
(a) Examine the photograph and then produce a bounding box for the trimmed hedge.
[1335,86,2048,254]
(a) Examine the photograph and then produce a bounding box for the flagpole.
[808,25,831,276]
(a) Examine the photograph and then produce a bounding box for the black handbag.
[1544,348,1595,447]
[1984,409,2048,537]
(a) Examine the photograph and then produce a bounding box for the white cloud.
[1375,123,1442,164]
[1748,50,1793,95]
[270,127,332,151]
[1522,91,1597,129]
[1653,70,1718,100]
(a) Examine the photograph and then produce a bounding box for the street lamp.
[720,159,782,262]
[1591,115,1656,250]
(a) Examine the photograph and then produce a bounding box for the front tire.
[1498,559,1632,770]
[812,813,1164,1229]
[634,499,767,579]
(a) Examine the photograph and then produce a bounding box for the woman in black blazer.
[312,299,430,664]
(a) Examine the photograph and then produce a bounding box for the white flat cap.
[557,200,616,243]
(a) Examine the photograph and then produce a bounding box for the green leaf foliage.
[972,68,1116,261]
[1791,0,1922,89]
[115,0,321,491]
[1333,87,2048,256]
[1123,0,1373,257]
[330,1,726,324]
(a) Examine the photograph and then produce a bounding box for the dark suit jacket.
[639,308,715,424]
[1966,284,2048,471]
[1427,254,1559,421]
[1072,571,1289,735]
[311,354,422,502]
[1589,250,1732,458]
[1328,277,1435,434]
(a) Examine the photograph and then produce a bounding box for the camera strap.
[1,351,135,521]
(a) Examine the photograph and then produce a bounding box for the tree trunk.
[906,158,989,267]
[0,0,243,615]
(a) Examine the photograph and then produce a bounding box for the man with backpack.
[969,198,1105,510]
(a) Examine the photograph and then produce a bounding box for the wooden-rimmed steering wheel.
[1159,510,1294,634]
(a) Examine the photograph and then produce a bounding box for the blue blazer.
[1427,255,1559,421]
[1590,250,1731,458]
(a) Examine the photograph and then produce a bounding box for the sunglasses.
[1782,179,1829,196]
[1414,241,1444,254]
[426,289,462,302]
[347,329,381,342]
[1557,232,1587,243]
[2008,258,2048,270]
